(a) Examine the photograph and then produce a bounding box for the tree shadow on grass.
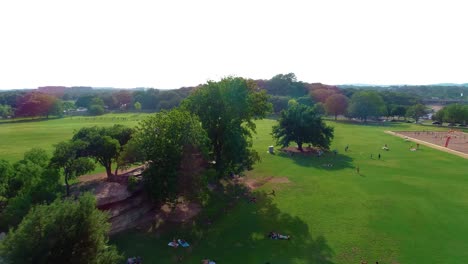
[112,184,335,264]
[329,119,403,128]
[277,152,354,171]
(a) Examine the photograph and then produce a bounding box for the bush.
[88,104,105,115]
[0,193,123,264]
[127,175,140,192]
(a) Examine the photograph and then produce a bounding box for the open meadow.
[1,116,468,263]
[0,113,151,163]
[113,119,468,264]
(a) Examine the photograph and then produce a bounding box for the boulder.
[94,182,132,207]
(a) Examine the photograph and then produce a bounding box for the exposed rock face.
[79,150,206,234]
[94,182,133,207]
[107,200,154,234]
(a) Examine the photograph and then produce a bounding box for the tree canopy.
[347,91,385,121]
[325,94,349,120]
[1,148,62,229]
[0,193,122,264]
[405,103,428,122]
[50,141,95,196]
[72,125,133,179]
[15,92,59,118]
[131,109,208,201]
[435,104,468,124]
[272,103,334,151]
[182,77,271,177]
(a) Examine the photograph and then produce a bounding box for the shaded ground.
[79,166,144,183]
[281,146,321,155]
[239,176,291,190]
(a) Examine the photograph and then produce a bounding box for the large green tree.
[406,103,428,122]
[0,159,13,208]
[272,103,334,151]
[347,91,385,121]
[131,109,208,201]
[72,125,133,179]
[1,148,62,229]
[182,77,271,177]
[443,104,468,124]
[324,94,349,120]
[0,104,13,118]
[50,141,95,196]
[0,193,122,264]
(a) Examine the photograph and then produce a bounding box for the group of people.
[168,238,190,248]
[127,256,142,264]
[268,231,290,240]
[201,259,217,264]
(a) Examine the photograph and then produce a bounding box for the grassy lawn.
[112,119,468,264]
[0,113,151,163]
[1,115,467,263]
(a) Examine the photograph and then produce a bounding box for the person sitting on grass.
[168,238,179,248]
[268,231,290,240]
[202,259,217,264]
[268,231,278,239]
[178,239,190,247]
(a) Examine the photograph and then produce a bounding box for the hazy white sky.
[0,0,467,89]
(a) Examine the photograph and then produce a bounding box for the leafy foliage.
[0,159,13,206]
[256,73,308,97]
[132,109,208,201]
[50,141,95,196]
[272,104,334,151]
[405,104,428,122]
[347,91,385,121]
[0,193,122,264]
[0,104,13,118]
[182,77,271,177]
[1,148,62,229]
[435,104,468,124]
[134,101,142,111]
[325,94,349,120]
[15,92,58,118]
[88,104,105,115]
[72,125,133,178]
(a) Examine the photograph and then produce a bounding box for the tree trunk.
[105,165,113,179]
[65,176,70,197]
[297,142,303,152]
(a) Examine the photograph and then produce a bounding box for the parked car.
[432,121,441,125]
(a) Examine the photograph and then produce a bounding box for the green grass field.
[112,120,468,264]
[0,113,151,163]
[1,115,468,263]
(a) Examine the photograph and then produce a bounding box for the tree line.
[432,104,468,125]
[0,73,433,121]
[0,87,195,119]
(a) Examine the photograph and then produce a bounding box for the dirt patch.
[281,146,321,155]
[388,131,468,159]
[269,177,291,184]
[159,202,202,223]
[79,166,144,183]
[240,176,291,190]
